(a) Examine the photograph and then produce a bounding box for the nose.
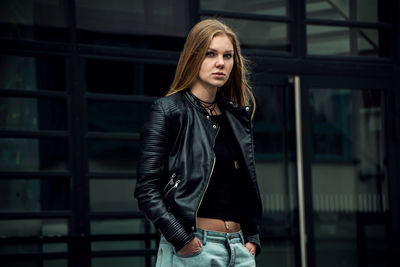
[215,55,224,68]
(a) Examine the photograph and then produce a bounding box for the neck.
[190,83,217,103]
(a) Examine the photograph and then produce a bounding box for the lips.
[212,72,226,78]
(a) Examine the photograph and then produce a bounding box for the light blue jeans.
[155,228,256,267]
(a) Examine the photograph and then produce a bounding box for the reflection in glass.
[309,88,389,267]
[90,179,137,211]
[307,25,390,57]
[213,18,291,52]
[0,55,66,91]
[0,0,69,41]
[306,0,390,23]
[0,219,68,237]
[0,138,68,172]
[252,83,297,267]
[88,140,139,173]
[200,0,288,16]
[0,179,69,212]
[87,101,151,133]
[84,60,175,96]
[0,97,67,131]
[76,0,188,49]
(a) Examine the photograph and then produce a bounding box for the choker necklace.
[196,97,217,115]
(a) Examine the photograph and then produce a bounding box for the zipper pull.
[174,180,181,188]
[169,173,176,185]
[234,160,239,169]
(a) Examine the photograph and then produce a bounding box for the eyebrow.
[208,48,234,53]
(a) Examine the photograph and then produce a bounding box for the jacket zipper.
[164,179,181,199]
[194,126,220,230]
[163,172,176,192]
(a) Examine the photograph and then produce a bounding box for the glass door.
[252,74,299,267]
[301,76,392,267]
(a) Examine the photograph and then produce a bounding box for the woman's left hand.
[245,242,256,256]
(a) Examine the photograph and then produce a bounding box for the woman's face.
[196,34,234,91]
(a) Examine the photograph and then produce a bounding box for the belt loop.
[202,229,207,245]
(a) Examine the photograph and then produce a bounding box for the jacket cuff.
[244,233,261,256]
[159,215,195,252]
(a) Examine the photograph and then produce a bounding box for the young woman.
[135,19,262,266]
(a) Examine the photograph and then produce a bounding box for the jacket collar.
[184,88,248,111]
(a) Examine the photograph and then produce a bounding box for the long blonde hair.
[166,19,256,118]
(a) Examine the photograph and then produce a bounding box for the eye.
[224,53,233,59]
[206,51,215,57]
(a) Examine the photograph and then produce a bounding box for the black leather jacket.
[134,89,263,254]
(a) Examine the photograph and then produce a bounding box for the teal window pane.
[204,17,291,52]
[87,101,150,133]
[76,0,187,50]
[0,0,69,42]
[92,257,145,267]
[0,178,70,212]
[90,179,136,212]
[201,0,289,16]
[90,218,155,235]
[0,260,67,267]
[307,25,390,57]
[0,219,68,237]
[84,60,175,96]
[0,55,66,91]
[0,96,67,131]
[0,243,68,254]
[88,139,139,173]
[309,88,389,266]
[91,240,149,251]
[306,0,390,23]
[0,138,68,172]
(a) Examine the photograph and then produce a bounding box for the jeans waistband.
[194,228,245,245]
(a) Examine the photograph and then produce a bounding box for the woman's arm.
[134,99,194,251]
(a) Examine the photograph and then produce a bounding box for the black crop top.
[197,112,246,222]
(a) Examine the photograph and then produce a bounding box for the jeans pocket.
[174,246,203,258]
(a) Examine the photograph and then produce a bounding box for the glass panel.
[91,218,155,235]
[200,0,288,16]
[0,97,67,131]
[206,17,290,52]
[90,179,136,211]
[307,25,390,57]
[252,81,297,267]
[0,0,69,42]
[92,240,152,251]
[0,219,68,237]
[0,138,68,172]
[0,55,66,91]
[92,257,145,267]
[306,0,390,23]
[84,60,175,96]
[88,140,139,173]
[0,260,67,267]
[87,101,151,133]
[309,88,389,267]
[0,243,67,254]
[76,0,188,50]
[0,178,70,212]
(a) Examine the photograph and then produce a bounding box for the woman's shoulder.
[153,90,187,114]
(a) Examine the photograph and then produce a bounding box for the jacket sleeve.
[134,99,194,251]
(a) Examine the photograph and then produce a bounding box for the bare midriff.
[197,217,241,233]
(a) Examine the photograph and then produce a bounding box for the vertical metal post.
[294,75,308,267]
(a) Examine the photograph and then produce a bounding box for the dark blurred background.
[0,1,399,266]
